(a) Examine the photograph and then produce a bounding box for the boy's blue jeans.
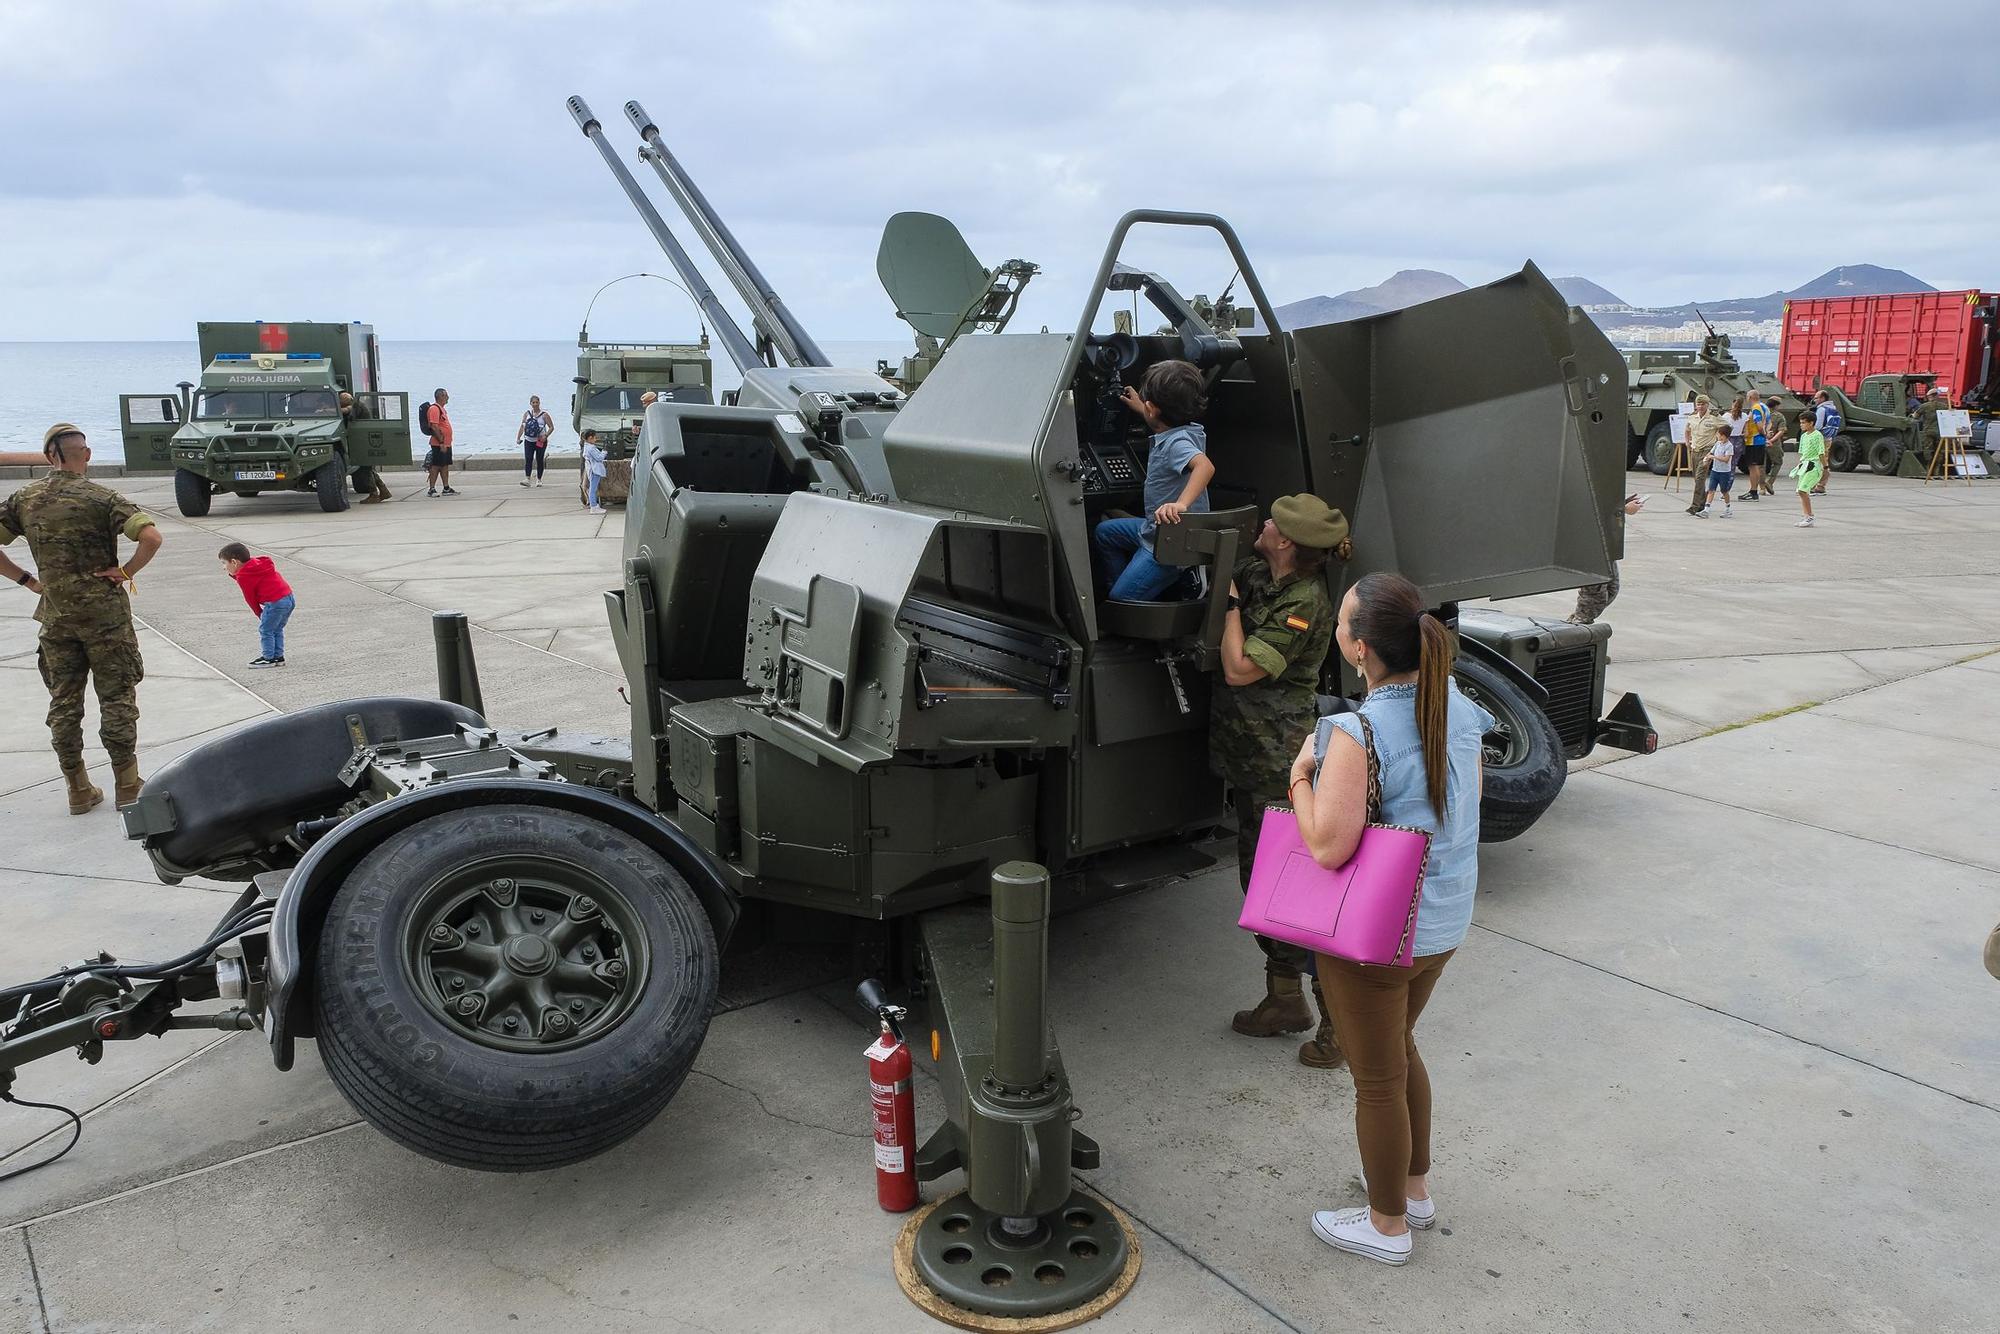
[1093,517,1183,601]
[258,594,296,660]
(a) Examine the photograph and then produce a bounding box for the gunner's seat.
[1097,505,1257,642]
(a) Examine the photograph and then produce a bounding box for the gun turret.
[567,96,762,375]
[624,100,830,370]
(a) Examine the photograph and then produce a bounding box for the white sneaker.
[1695,506,1711,517]
[588,505,607,515]
[1795,516,1815,527]
[1311,1208,1412,1266]
[1718,507,1733,518]
[519,478,530,487]
[534,478,544,488]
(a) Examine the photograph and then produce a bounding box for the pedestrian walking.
[1210,495,1352,1064]
[1741,391,1770,500]
[1682,395,1719,514]
[1699,422,1738,517]
[582,428,608,514]
[0,423,163,813]
[1569,495,1644,623]
[1762,401,1787,495]
[518,395,554,487]
[218,542,297,667]
[1810,390,1841,495]
[420,388,457,497]
[1791,411,1825,527]
[1289,573,1492,1266]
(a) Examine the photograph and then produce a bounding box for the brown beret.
[1270,493,1350,551]
[43,422,84,452]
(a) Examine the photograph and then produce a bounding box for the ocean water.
[0,339,910,462]
[0,337,1778,463]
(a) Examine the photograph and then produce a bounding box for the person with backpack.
[517,394,554,488]
[1811,390,1842,496]
[418,388,456,497]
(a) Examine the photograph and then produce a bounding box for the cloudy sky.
[3,0,1995,344]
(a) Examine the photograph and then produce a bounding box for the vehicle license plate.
[235,469,280,481]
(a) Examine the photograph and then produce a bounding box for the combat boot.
[63,766,103,815]
[112,758,145,807]
[1298,977,1345,1069]
[1231,970,1313,1037]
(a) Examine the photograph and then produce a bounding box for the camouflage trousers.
[1234,788,1309,979]
[37,621,144,771]
[1568,561,1620,626]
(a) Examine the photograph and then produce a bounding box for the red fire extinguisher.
[859,978,918,1213]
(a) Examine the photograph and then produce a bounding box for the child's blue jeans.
[259,594,296,660]
[587,472,602,507]
[1093,517,1183,601]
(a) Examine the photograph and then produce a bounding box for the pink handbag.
[1236,715,1431,968]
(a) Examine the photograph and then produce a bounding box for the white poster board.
[1668,415,1690,444]
[1937,409,1973,439]
[1954,452,1989,478]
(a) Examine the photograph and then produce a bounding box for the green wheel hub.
[909,1189,1131,1319]
[404,858,648,1053]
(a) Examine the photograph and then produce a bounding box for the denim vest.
[1315,680,1492,956]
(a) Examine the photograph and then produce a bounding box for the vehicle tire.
[1828,435,1862,473]
[1867,434,1902,475]
[315,452,350,512]
[1644,420,1675,475]
[173,468,212,518]
[351,465,377,496]
[314,803,719,1172]
[1453,654,1567,843]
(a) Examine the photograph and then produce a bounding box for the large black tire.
[314,804,719,1171]
[315,453,350,512]
[1644,420,1675,475]
[173,468,212,518]
[1867,434,1902,475]
[1828,435,1862,473]
[1454,654,1566,843]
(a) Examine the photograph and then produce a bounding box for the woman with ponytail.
[1286,572,1494,1267]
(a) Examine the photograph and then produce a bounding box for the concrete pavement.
[2,466,1996,1332]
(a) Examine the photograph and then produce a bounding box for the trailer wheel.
[1867,434,1902,475]
[173,468,213,518]
[314,803,719,1171]
[1454,655,1566,843]
[315,452,350,512]
[1644,420,1676,475]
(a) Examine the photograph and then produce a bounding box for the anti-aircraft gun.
[2,94,1656,1329]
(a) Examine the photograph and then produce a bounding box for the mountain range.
[1264,264,1935,331]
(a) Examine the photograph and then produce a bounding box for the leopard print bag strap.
[1357,712,1384,823]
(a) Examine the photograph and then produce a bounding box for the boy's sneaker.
[1311,1208,1412,1266]
[247,657,276,669]
[1795,516,1815,527]
[1744,490,1759,500]
[588,505,608,515]
[442,486,459,496]
[1718,506,1732,518]
[519,478,531,487]
[1694,506,1711,518]
[427,487,437,497]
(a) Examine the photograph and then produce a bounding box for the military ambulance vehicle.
[119,321,412,516]
[570,337,713,504]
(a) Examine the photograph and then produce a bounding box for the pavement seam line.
[1081,1177,1306,1332]
[22,1227,49,1334]
[0,1120,367,1235]
[1590,765,2000,877]
[1601,637,1998,667]
[1469,923,2000,1116]
[0,716,273,800]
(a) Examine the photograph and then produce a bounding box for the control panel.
[1078,441,1140,494]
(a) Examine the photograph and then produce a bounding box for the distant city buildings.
[1593,314,1782,347]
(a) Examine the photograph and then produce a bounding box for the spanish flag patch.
[1284,614,1311,632]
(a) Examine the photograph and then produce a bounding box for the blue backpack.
[1819,403,1843,437]
[522,410,547,442]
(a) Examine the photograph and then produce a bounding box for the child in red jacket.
[219,542,296,668]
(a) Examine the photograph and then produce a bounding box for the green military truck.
[1813,373,1998,477]
[1624,332,1803,474]
[120,322,412,517]
[571,338,712,504]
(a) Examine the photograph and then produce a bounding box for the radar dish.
[877,212,990,342]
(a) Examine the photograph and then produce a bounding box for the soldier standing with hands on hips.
[0,423,163,813]
[1210,494,1352,1066]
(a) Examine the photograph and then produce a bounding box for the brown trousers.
[1316,949,1455,1217]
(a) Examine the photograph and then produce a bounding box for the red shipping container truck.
[1779,290,1998,411]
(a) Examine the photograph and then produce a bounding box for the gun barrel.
[625,100,830,369]
[567,96,762,374]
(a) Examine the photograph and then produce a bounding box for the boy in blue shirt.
[1092,359,1216,600]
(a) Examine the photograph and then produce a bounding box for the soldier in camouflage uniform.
[0,424,163,813]
[1210,493,1350,1067]
[1916,385,1950,470]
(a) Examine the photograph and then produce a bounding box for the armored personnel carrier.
[1625,328,1802,474]
[120,321,412,516]
[5,94,1656,1327]
[570,336,713,503]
